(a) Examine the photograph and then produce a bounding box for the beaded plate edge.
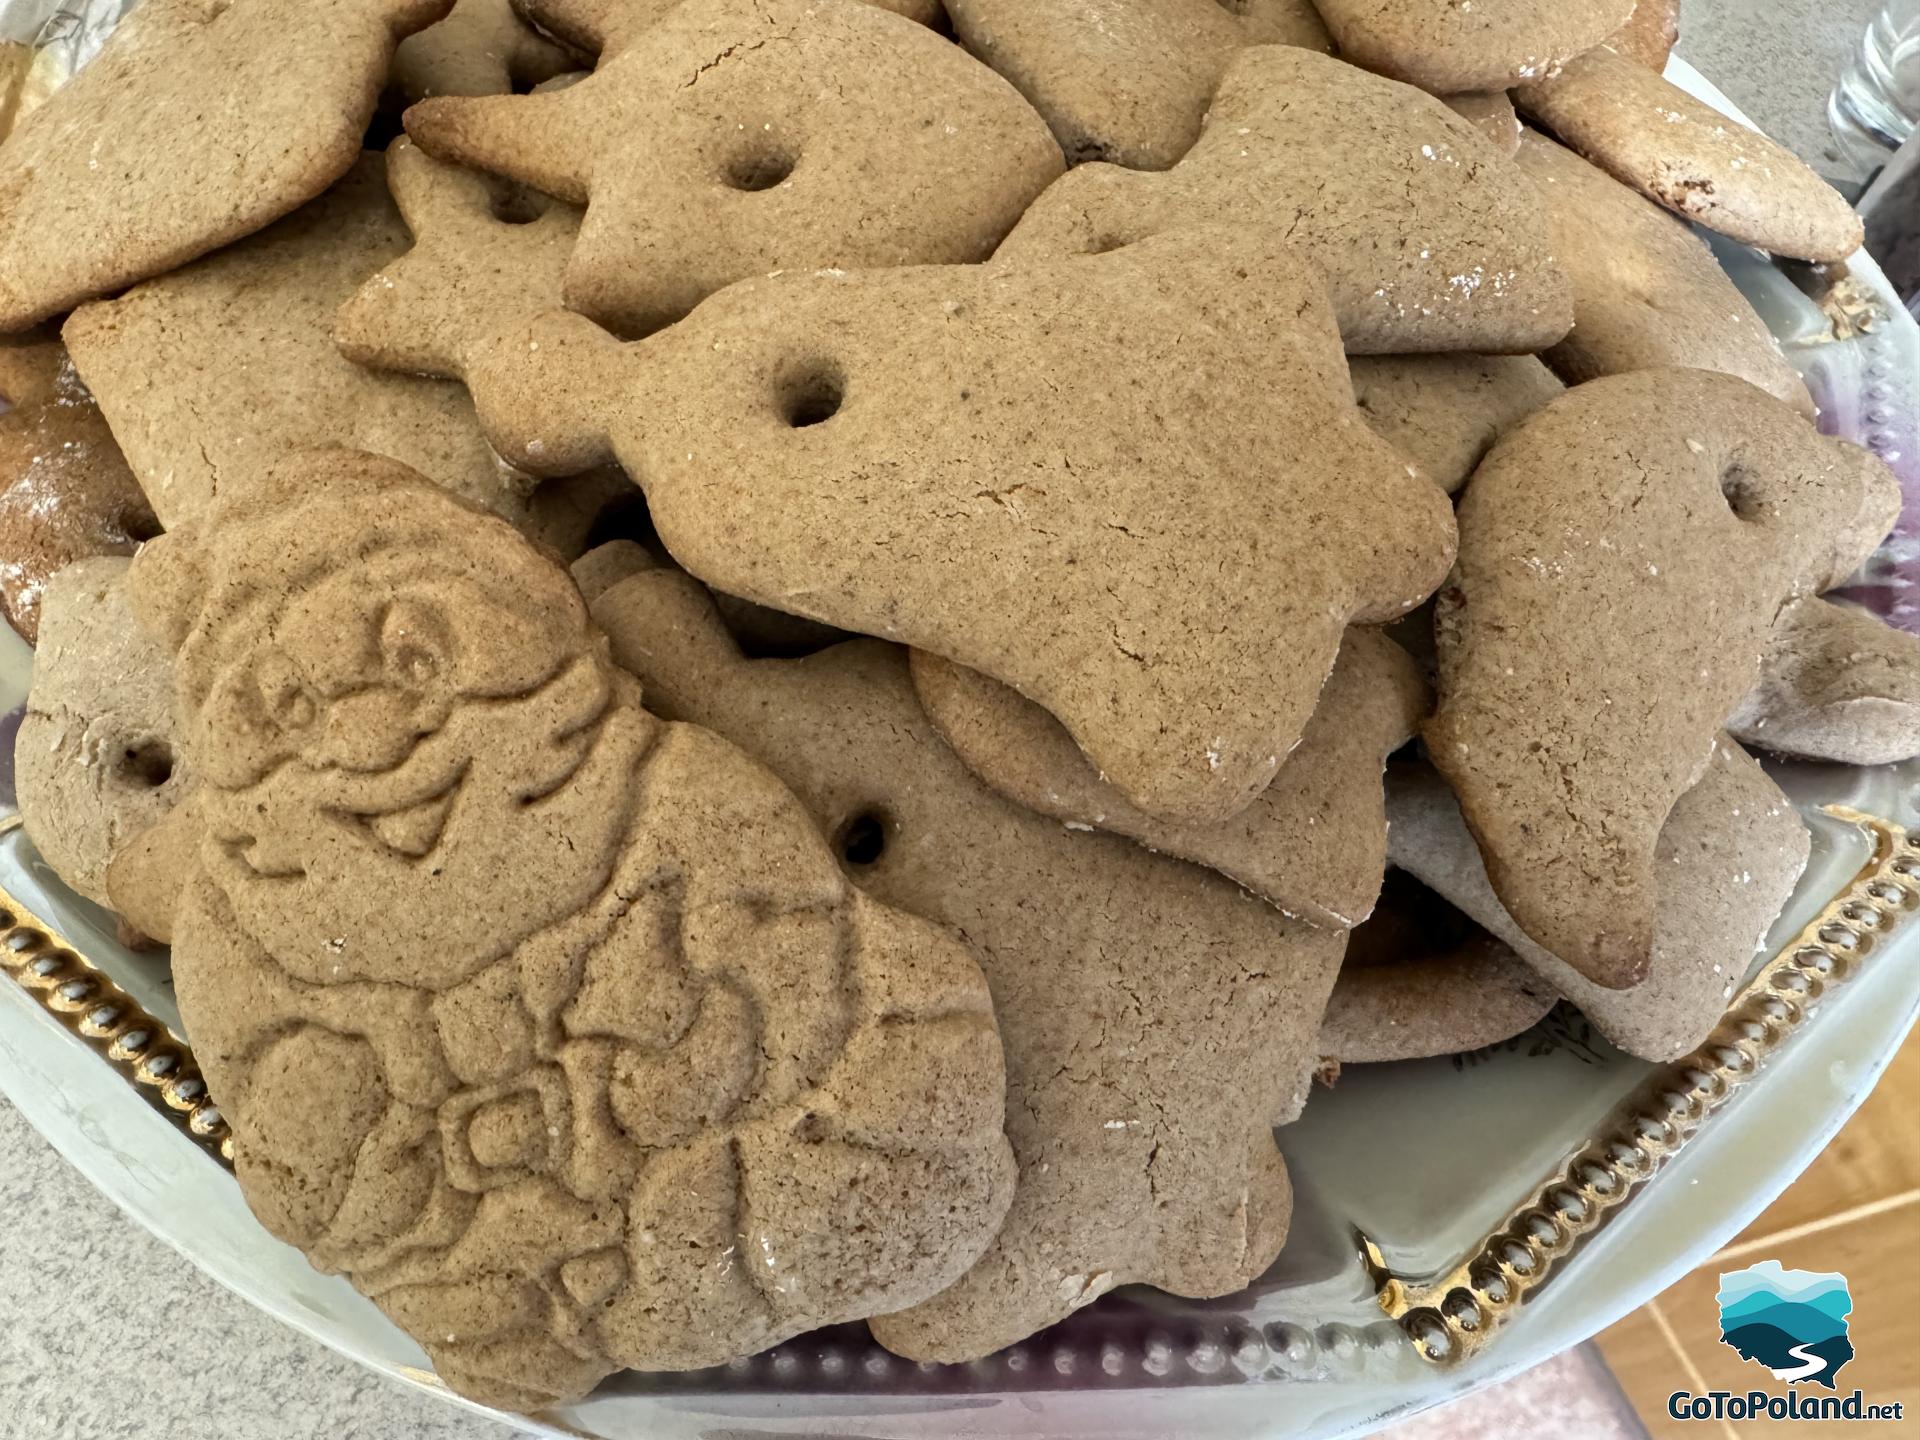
[1366,805,1917,1366]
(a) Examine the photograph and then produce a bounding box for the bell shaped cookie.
[944,0,1330,170]
[404,0,1063,335]
[0,0,450,330]
[629,228,1455,822]
[1387,748,1809,1063]
[911,628,1427,929]
[64,154,533,533]
[1515,130,1814,415]
[393,0,578,99]
[1310,0,1634,95]
[998,47,1572,355]
[134,449,1015,1410]
[16,558,195,914]
[589,564,1346,1364]
[341,217,1458,823]
[1516,46,1863,263]
[1428,369,1898,989]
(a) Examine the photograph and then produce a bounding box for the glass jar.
[1830,0,1920,179]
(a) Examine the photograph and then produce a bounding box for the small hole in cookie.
[794,1111,829,1144]
[1720,460,1764,520]
[489,186,544,226]
[118,741,174,789]
[781,368,844,429]
[723,145,796,193]
[121,509,162,545]
[836,810,889,867]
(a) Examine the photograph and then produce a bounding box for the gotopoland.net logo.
[1667,1260,1906,1424]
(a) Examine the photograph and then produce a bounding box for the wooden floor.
[1594,1032,1920,1438]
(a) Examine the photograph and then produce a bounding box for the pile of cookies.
[3,0,1917,1413]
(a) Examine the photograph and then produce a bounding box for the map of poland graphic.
[1717,1260,1855,1390]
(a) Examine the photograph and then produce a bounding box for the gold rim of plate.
[0,807,1911,1377]
[1368,805,1919,1365]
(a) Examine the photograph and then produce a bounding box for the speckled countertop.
[0,2,1888,1436]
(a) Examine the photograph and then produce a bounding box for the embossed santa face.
[134,453,658,987]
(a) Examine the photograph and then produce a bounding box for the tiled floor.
[1395,1035,1919,1438]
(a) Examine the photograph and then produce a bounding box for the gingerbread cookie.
[64,154,533,532]
[1609,0,1681,71]
[404,0,1063,336]
[335,138,598,471]
[1446,91,1522,155]
[0,338,158,643]
[1728,596,1920,766]
[1350,354,1564,494]
[943,0,1329,170]
[15,558,195,911]
[569,538,656,602]
[1516,45,1863,262]
[1319,875,1554,1064]
[575,531,856,660]
[516,0,945,52]
[1516,130,1813,415]
[393,0,577,99]
[135,448,1015,1410]
[998,47,1572,355]
[588,564,1345,1363]
[341,218,1458,822]
[0,329,64,408]
[1428,369,1898,989]
[0,0,451,330]
[1310,0,1634,94]
[1387,746,1809,1062]
[911,628,1426,929]
[650,229,1450,821]
[521,466,639,562]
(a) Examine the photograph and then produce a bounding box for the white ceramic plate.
[0,40,1916,1440]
